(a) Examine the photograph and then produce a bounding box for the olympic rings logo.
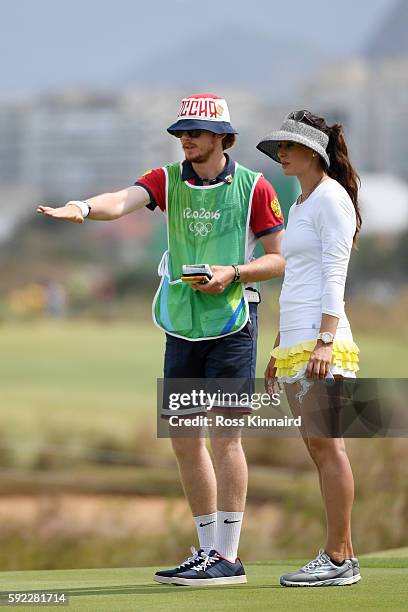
[189,221,213,237]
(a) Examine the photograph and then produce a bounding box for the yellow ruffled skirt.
[271,338,360,379]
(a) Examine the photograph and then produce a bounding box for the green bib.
[152,161,261,340]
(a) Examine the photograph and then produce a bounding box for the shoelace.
[178,546,202,569]
[302,549,329,572]
[194,553,219,572]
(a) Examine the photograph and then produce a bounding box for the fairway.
[0,556,407,612]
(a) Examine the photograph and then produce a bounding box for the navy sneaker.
[171,549,247,586]
[154,547,206,584]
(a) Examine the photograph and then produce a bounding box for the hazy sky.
[0,0,397,96]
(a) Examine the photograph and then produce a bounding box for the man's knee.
[306,437,346,465]
[171,436,206,460]
[210,436,244,460]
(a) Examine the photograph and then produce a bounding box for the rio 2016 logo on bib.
[188,221,213,237]
[184,208,221,237]
[183,208,221,221]
[183,205,239,237]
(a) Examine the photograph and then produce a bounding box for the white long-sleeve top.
[279,178,356,333]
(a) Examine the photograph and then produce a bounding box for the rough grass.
[0,318,406,451]
[0,319,407,571]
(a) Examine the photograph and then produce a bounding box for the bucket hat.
[167,93,238,136]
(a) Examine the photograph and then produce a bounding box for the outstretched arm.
[36,185,150,223]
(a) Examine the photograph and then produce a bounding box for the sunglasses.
[174,129,204,139]
[287,110,312,122]
[287,110,325,131]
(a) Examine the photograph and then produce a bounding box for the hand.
[264,355,281,395]
[36,203,85,224]
[192,265,235,295]
[305,341,333,379]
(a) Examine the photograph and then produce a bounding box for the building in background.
[301,0,408,181]
[359,173,408,235]
[0,88,273,201]
[0,1,407,243]
[0,88,281,245]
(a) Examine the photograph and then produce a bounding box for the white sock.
[193,512,217,554]
[215,510,244,562]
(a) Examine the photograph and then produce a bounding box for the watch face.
[321,332,333,343]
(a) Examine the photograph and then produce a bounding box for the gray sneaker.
[350,556,362,582]
[280,549,361,587]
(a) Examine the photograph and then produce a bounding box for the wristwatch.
[317,331,334,344]
[69,200,91,218]
[232,265,241,283]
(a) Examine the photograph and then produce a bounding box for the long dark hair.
[300,111,362,245]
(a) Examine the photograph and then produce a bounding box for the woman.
[257,110,362,587]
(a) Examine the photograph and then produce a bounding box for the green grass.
[1,321,406,397]
[0,321,164,449]
[0,556,407,612]
[0,319,406,462]
[361,547,408,559]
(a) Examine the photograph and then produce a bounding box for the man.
[37,92,285,586]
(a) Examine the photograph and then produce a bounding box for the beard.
[184,142,216,164]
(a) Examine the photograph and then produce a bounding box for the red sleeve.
[134,167,166,212]
[249,176,284,237]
